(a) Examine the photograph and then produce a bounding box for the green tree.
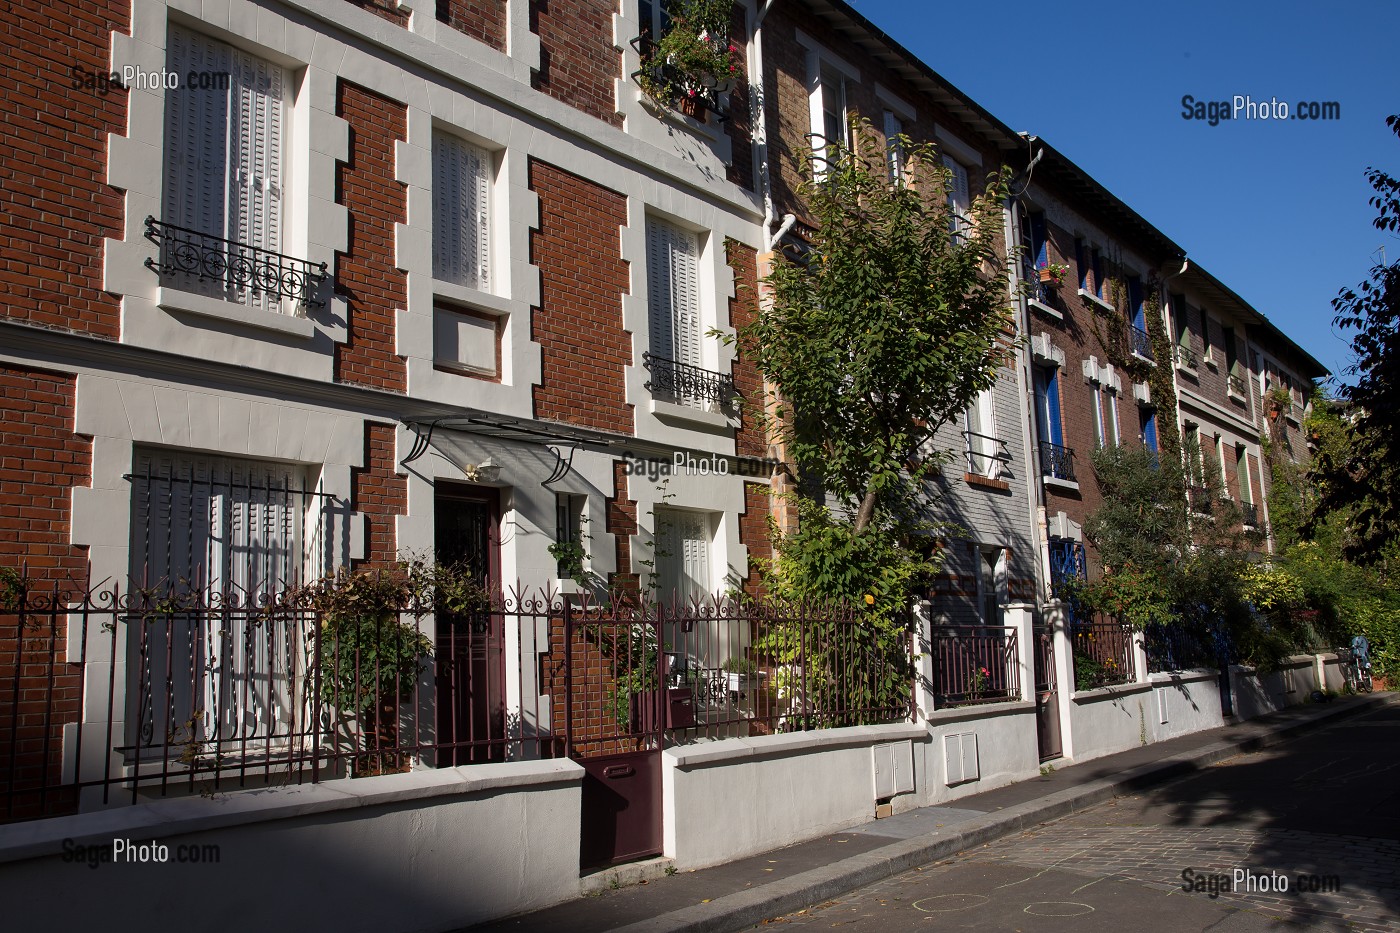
[736,119,1015,536]
[1326,112,1400,561]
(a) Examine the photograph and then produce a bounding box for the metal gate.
[1034,624,1062,761]
[564,603,665,869]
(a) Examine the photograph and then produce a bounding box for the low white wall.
[1148,670,1226,741]
[1066,682,1156,762]
[0,760,584,933]
[917,702,1040,806]
[1231,656,1316,720]
[1319,653,1347,692]
[663,723,927,871]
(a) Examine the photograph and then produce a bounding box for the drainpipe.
[747,0,800,532]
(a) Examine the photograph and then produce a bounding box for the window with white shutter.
[646,218,708,406]
[433,132,492,291]
[128,450,326,750]
[655,507,713,603]
[883,109,905,183]
[163,27,286,313]
[964,387,1001,479]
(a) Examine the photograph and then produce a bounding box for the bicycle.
[1343,645,1374,693]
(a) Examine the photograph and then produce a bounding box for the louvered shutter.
[679,511,711,600]
[944,156,970,221]
[164,28,232,289]
[229,47,285,311]
[433,133,491,290]
[656,507,712,602]
[647,219,702,370]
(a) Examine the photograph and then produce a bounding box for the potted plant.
[722,653,761,698]
[635,0,740,117]
[1266,385,1291,420]
[1038,260,1070,287]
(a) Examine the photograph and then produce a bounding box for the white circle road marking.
[1024,901,1096,916]
[911,894,989,912]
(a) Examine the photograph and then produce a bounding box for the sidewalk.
[467,692,1397,933]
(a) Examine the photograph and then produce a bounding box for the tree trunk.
[853,488,878,534]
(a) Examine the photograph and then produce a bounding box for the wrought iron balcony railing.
[629,36,730,120]
[145,216,328,310]
[1175,343,1198,370]
[643,352,735,409]
[1227,373,1247,399]
[1129,324,1154,360]
[1241,502,1259,528]
[1021,266,1057,307]
[1039,441,1076,482]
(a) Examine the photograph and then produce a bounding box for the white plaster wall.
[1148,671,1226,742]
[1066,683,1155,762]
[0,760,584,933]
[916,704,1040,806]
[663,723,925,871]
[1231,657,1314,721]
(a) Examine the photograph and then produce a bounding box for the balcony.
[1241,502,1259,528]
[1175,343,1198,371]
[1129,324,1154,361]
[1039,441,1076,483]
[643,352,735,410]
[963,430,1010,478]
[630,35,731,122]
[1227,373,1247,400]
[145,217,328,312]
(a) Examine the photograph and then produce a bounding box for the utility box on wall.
[872,740,915,799]
[944,732,980,786]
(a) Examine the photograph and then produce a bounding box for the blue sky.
[848,0,1399,385]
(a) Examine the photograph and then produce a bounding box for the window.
[128,450,325,749]
[433,132,492,290]
[645,217,709,407]
[1184,424,1206,488]
[883,109,905,183]
[434,303,502,380]
[162,26,288,313]
[1091,383,1120,449]
[655,507,714,602]
[1237,444,1253,504]
[1033,366,1063,447]
[809,64,849,182]
[1106,391,1121,447]
[1140,408,1159,455]
[1200,308,1214,362]
[1047,537,1086,597]
[944,156,971,241]
[964,387,1001,478]
[554,493,586,579]
[1092,249,1107,301]
[1075,239,1089,291]
[977,546,1007,625]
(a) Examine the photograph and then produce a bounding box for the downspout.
[748,0,798,529]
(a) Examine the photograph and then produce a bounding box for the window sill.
[650,397,733,430]
[964,472,1010,492]
[1227,388,1248,405]
[157,287,315,339]
[1028,299,1062,321]
[1175,361,1198,378]
[434,360,501,383]
[1078,289,1116,314]
[1131,350,1157,367]
[1042,475,1080,494]
[432,278,511,316]
[1203,354,1219,370]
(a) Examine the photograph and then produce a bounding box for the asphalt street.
[759,704,1400,932]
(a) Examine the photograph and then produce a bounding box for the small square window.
[434,303,502,380]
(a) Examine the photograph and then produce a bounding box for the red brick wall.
[726,239,766,459]
[437,0,507,51]
[334,82,409,393]
[351,423,406,567]
[0,367,92,585]
[606,461,640,597]
[0,366,90,820]
[528,158,633,434]
[0,3,126,338]
[722,4,754,191]
[738,481,771,596]
[531,0,621,127]
[343,0,409,27]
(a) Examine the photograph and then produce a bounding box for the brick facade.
[726,239,766,459]
[0,2,126,339]
[437,0,507,50]
[606,461,640,597]
[334,82,409,394]
[528,158,633,435]
[738,481,771,596]
[531,0,622,128]
[0,367,91,585]
[352,422,407,567]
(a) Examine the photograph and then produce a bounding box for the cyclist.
[1350,633,1374,692]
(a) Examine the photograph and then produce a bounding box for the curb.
[609,692,1398,933]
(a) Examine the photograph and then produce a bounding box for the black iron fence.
[1143,622,1223,674]
[928,625,1020,706]
[1129,324,1153,360]
[1071,616,1136,690]
[0,585,913,824]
